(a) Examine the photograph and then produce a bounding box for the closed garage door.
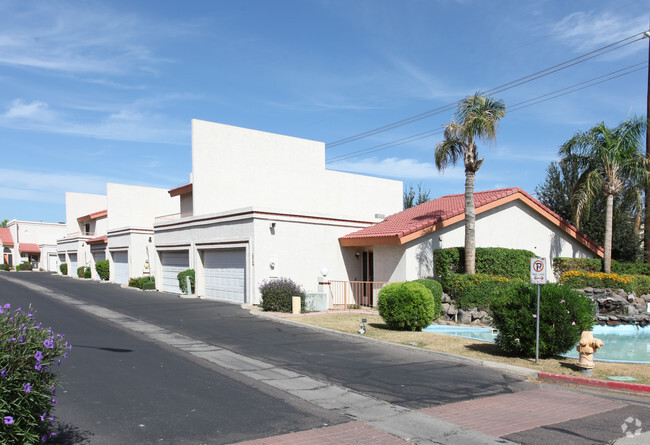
[113,251,129,284]
[93,251,105,263]
[204,249,245,303]
[161,251,189,293]
[68,253,78,275]
[48,254,58,272]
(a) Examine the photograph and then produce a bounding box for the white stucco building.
[1,220,66,271]
[339,188,603,284]
[153,119,403,303]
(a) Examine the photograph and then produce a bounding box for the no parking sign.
[530,257,547,285]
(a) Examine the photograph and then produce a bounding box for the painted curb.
[539,372,650,394]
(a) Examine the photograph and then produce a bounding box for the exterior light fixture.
[358,318,367,334]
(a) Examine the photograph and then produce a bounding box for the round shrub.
[83,267,91,279]
[410,279,442,319]
[0,303,71,443]
[490,283,596,358]
[377,282,435,331]
[259,278,306,312]
[95,260,109,281]
[59,263,67,276]
[76,266,85,278]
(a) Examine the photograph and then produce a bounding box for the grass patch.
[288,313,650,385]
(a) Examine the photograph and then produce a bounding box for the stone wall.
[578,288,650,327]
[439,294,490,326]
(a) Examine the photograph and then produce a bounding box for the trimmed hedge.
[76,266,85,278]
[0,264,9,271]
[84,267,91,279]
[95,260,109,281]
[552,257,650,278]
[177,269,195,294]
[60,263,68,275]
[409,279,442,319]
[490,283,596,358]
[446,273,523,310]
[434,247,535,289]
[377,282,435,331]
[129,276,155,290]
[259,278,306,312]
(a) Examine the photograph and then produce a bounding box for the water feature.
[423,324,650,363]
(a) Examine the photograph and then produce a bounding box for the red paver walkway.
[231,421,407,445]
[420,387,627,437]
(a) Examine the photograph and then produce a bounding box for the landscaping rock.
[457,309,472,325]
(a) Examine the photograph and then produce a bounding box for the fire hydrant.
[576,330,604,373]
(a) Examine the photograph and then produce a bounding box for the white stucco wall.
[107,183,179,230]
[108,228,153,280]
[191,120,402,221]
[64,192,106,235]
[393,199,596,283]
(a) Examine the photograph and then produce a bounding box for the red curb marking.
[539,372,650,393]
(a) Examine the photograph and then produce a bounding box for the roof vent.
[375,213,386,220]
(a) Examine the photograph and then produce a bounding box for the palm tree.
[435,92,506,274]
[0,219,8,228]
[559,117,647,273]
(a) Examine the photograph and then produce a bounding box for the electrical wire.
[326,62,648,164]
[326,31,648,149]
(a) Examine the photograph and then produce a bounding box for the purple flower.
[28,311,34,319]
[43,338,55,349]
[51,398,56,405]
[35,362,42,371]
[7,337,16,342]
[63,352,68,359]
[35,351,43,361]
[40,413,46,421]
[3,303,10,310]
[3,416,13,425]
[1,369,6,378]
[17,335,25,343]
[24,382,31,393]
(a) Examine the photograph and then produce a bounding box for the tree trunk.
[464,170,476,274]
[604,193,614,273]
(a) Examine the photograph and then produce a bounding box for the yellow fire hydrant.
[576,330,604,371]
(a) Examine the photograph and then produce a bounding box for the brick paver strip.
[231,422,408,445]
[420,387,626,437]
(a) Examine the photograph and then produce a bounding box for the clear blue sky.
[1,0,648,223]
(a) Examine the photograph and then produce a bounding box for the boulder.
[457,309,472,325]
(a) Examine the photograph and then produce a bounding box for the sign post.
[530,258,547,364]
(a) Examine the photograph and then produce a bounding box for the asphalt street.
[2,272,650,444]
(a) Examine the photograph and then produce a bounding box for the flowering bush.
[559,271,631,291]
[259,278,306,312]
[446,273,523,310]
[0,304,71,443]
[490,284,595,358]
[378,282,435,331]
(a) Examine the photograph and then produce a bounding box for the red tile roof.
[168,183,192,197]
[19,243,40,254]
[87,235,108,245]
[77,209,107,222]
[0,228,13,246]
[340,187,603,256]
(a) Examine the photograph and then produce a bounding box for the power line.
[326,62,648,164]
[326,31,648,149]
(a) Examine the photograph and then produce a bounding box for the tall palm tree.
[435,92,506,274]
[559,117,647,273]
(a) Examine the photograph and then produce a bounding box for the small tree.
[95,260,109,281]
[403,183,431,209]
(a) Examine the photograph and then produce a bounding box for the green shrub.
[95,260,109,281]
[552,257,650,278]
[76,266,85,278]
[446,273,523,310]
[558,271,632,292]
[14,264,20,271]
[177,269,195,294]
[377,282,435,331]
[627,275,650,295]
[129,276,155,289]
[613,262,650,276]
[0,303,71,443]
[0,264,9,271]
[59,263,67,275]
[83,267,91,279]
[490,283,595,358]
[434,247,535,289]
[409,279,442,319]
[18,262,32,271]
[259,278,306,312]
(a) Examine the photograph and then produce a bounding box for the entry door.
[362,251,374,306]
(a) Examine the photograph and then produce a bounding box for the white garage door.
[93,251,106,263]
[68,253,78,275]
[113,251,129,285]
[161,251,189,293]
[204,249,246,303]
[48,254,58,272]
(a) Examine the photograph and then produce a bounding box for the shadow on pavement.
[49,423,94,444]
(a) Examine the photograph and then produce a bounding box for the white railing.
[154,211,193,224]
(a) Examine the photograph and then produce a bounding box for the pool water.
[423,323,650,364]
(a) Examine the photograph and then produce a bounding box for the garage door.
[204,249,245,303]
[113,251,129,285]
[48,254,58,272]
[93,251,106,263]
[68,253,78,276]
[161,251,189,293]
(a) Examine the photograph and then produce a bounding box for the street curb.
[538,372,650,394]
